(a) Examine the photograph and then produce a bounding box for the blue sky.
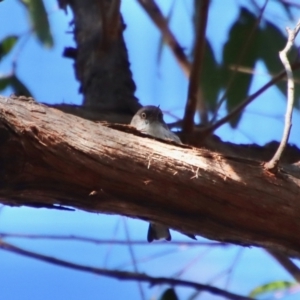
[0,1,300,300]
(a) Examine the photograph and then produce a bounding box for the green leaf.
[11,75,32,96]
[0,36,18,61]
[221,7,260,127]
[260,21,300,108]
[0,75,13,91]
[201,40,220,112]
[20,0,53,48]
[159,288,179,300]
[249,280,297,298]
[0,74,32,96]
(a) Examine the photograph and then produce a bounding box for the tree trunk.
[59,0,141,114]
[1,95,300,256]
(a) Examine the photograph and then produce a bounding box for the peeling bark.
[1,96,300,256]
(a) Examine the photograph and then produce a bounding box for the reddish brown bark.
[1,96,300,256]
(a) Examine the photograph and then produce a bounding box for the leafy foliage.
[0,75,12,91]
[201,40,220,112]
[0,36,18,61]
[0,75,32,96]
[249,280,298,298]
[221,7,261,127]
[10,75,32,96]
[20,0,53,47]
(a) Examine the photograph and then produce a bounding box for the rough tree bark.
[1,95,300,257]
[59,0,141,122]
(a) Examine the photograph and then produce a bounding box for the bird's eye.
[141,112,147,119]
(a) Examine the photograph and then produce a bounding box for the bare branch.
[202,62,300,137]
[267,249,300,283]
[0,239,253,300]
[137,0,191,77]
[0,232,229,247]
[265,20,300,172]
[182,0,210,135]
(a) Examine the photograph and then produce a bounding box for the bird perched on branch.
[130,105,196,242]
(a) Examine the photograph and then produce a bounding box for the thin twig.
[203,248,243,289]
[172,246,212,278]
[182,0,209,135]
[176,247,217,300]
[0,239,252,300]
[224,248,244,289]
[267,249,300,283]
[264,19,300,172]
[281,0,300,9]
[12,31,32,72]
[103,217,121,267]
[116,248,179,269]
[0,232,229,246]
[228,64,300,84]
[202,62,300,136]
[123,218,146,300]
[137,0,191,77]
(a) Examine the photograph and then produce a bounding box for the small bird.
[130,105,196,242]
[130,105,181,144]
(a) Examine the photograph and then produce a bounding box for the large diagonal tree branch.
[0,96,300,256]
